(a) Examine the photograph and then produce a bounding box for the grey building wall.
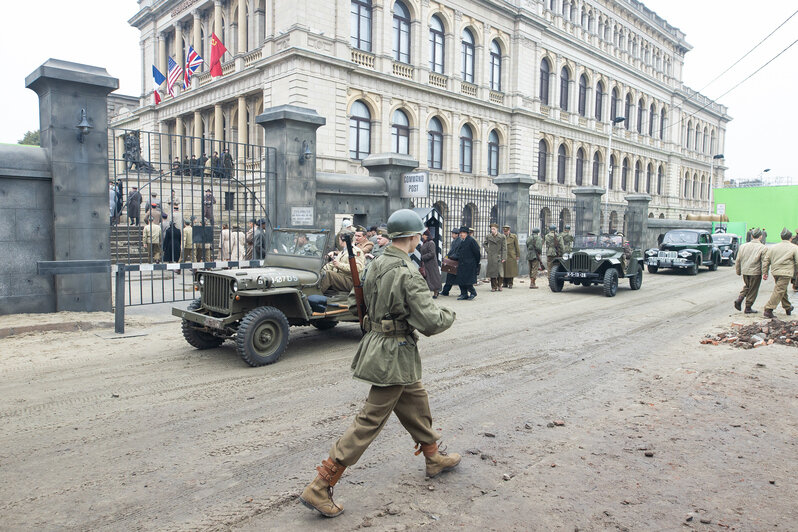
[0,144,55,314]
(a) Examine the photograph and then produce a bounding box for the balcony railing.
[243,48,262,67]
[489,90,504,105]
[429,72,447,89]
[460,82,477,97]
[393,62,413,79]
[351,49,375,69]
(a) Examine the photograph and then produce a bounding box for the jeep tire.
[647,264,658,274]
[236,306,290,367]
[549,264,564,292]
[629,269,643,290]
[603,268,619,297]
[182,299,225,349]
[311,319,338,330]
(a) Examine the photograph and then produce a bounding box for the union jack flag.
[166,56,182,97]
[184,46,204,87]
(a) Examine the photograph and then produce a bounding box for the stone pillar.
[361,154,418,216]
[159,32,168,78]
[256,105,326,227]
[493,173,534,275]
[237,0,247,54]
[214,1,223,37]
[193,110,202,155]
[214,103,223,144]
[624,193,651,249]
[193,11,202,75]
[237,96,247,145]
[25,59,118,312]
[572,186,605,237]
[175,23,184,65]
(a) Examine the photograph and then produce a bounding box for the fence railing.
[528,193,576,234]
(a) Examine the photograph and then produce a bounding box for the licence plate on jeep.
[565,272,588,278]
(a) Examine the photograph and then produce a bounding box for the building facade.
[115,0,730,219]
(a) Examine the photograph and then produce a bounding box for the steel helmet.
[386,209,425,239]
[549,224,557,231]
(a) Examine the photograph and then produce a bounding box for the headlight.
[678,250,692,258]
[198,274,205,286]
[594,255,602,261]
[562,253,570,260]
[645,249,657,256]
[231,281,238,293]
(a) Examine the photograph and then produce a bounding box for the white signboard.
[401,171,429,198]
[517,232,528,243]
[716,203,726,215]
[291,206,314,226]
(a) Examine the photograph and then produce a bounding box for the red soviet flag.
[209,32,227,78]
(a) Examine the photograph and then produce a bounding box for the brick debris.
[701,319,798,349]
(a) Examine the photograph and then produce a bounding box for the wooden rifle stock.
[342,234,366,327]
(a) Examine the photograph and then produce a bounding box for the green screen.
[713,186,798,243]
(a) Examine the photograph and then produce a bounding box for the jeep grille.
[201,273,233,314]
[570,252,591,272]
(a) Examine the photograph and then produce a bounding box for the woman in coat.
[420,230,442,298]
[161,221,182,262]
[454,226,482,300]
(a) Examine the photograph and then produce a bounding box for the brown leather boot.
[733,296,743,311]
[299,458,345,517]
[763,308,775,319]
[416,442,461,478]
[744,306,758,314]
[530,277,538,289]
[787,305,794,316]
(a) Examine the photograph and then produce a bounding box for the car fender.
[237,287,311,320]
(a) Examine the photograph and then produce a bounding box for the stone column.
[572,186,604,237]
[193,110,202,155]
[159,32,168,78]
[193,11,202,75]
[237,96,247,145]
[256,105,326,227]
[25,59,118,312]
[214,1,223,37]
[214,103,223,144]
[361,154,418,215]
[238,0,247,54]
[624,193,651,249]
[493,173,535,275]
[175,23,184,64]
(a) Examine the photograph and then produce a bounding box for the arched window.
[427,117,443,169]
[683,171,690,197]
[349,100,371,160]
[539,58,551,104]
[575,147,585,185]
[694,124,700,151]
[461,29,475,83]
[637,98,644,133]
[560,67,570,110]
[578,74,587,117]
[634,161,641,192]
[489,40,502,91]
[646,163,653,193]
[657,165,663,194]
[487,130,500,177]
[609,154,617,189]
[693,173,698,198]
[392,1,411,63]
[702,127,708,153]
[710,130,717,154]
[624,93,632,130]
[350,0,372,51]
[557,144,567,184]
[610,87,619,120]
[649,104,656,136]
[621,157,629,190]
[459,124,473,173]
[391,109,409,155]
[537,139,548,182]
[461,203,474,228]
[595,81,604,121]
[429,15,445,74]
[660,109,666,140]
[686,121,692,148]
[592,151,601,185]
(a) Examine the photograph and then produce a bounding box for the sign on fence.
[401,171,429,198]
[291,206,315,226]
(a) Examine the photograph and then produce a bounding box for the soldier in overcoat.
[561,225,574,254]
[300,209,459,518]
[501,225,520,288]
[484,223,507,291]
[544,224,563,271]
[127,186,142,226]
[526,228,544,289]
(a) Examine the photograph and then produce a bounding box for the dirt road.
[1,267,796,531]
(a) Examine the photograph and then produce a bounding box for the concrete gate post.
[255,105,326,227]
[624,193,652,249]
[25,59,118,312]
[572,186,606,237]
[493,173,535,275]
[361,154,418,217]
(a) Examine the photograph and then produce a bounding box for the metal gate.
[108,128,275,317]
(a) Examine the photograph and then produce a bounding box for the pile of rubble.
[701,318,798,349]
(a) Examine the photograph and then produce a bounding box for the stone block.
[67,227,110,261]
[0,179,40,209]
[0,241,53,275]
[55,273,93,295]
[52,193,107,229]
[0,295,56,316]
[0,274,54,297]
[16,210,53,242]
[0,208,15,241]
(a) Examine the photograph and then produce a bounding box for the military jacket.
[544,232,562,257]
[348,246,455,386]
[763,241,798,277]
[503,233,520,278]
[142,222,162,245]
[735,240,766,276]
[483,233,507,278]
[181,225,193,249]
[561,232,574,253]
[526,234,543,260]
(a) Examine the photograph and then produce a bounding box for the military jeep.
[549,234,644,297]
[172,228,359,367]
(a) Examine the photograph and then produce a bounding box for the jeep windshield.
[663,231,699,245]
[575,234,623,248]
[269,230,326,257]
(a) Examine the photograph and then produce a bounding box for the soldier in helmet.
[526,228,544,289]
[560,224,574,254]
[544,224,563,271]
[300,209,459,518]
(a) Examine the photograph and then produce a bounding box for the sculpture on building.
[122,131,155,172]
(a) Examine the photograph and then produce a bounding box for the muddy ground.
[1,266,796,531]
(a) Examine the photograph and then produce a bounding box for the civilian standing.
[420,230,441,298]
[454,227,481,300]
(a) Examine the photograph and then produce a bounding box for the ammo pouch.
[363,316,413,337]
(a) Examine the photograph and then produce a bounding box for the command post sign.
[400,171,429,198]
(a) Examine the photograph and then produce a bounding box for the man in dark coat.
[222,148,234,179]
[440,229,460,296]
[253,219,268,260]
[162,221,182,262]
[454,226,481,300]
[127,186,142,226]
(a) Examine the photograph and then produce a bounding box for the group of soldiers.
[735,226,798,317]
[318,225,390,293]
[169,148,235,180]
[525,225,574,289]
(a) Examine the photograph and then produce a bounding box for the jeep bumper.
[173,307,227,330]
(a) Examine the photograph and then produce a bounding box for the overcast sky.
[2,0,796,182]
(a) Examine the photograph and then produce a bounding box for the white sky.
[2,0,796,181]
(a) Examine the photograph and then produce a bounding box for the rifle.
[342,233,366,328]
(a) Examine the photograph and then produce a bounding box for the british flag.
[166,56,182,97]
[184,46,204,88]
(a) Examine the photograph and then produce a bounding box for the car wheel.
[709,254,719,271]
[182,298,225,349]
[629,269,643,290]
[311,319,338,330]
[549,264,564,292]
[647,264,658,274]
[688,255,700,276]
[603,268,619,297]
[236,306,290,367]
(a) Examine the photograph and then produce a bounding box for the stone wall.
[0,145,55,314]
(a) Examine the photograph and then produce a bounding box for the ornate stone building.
[114,0,730,219]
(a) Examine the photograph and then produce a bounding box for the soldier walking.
[734,228,766,313]
[502,225,520,288]
[560,225,574,254]
[484,223,507,291]
[300,209,459,518]
[762,228,798,318]
[526,228,544,289]
[142,215,162,263]
[544,224,563,272]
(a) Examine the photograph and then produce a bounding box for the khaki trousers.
[765,275,792,311]
[182,247,193,262]
[528,259,540,278]
[738,274,762,307]
[546,257,557,271]
[148,243,161,263]
[330,382,439,467]
[319,270,353,293]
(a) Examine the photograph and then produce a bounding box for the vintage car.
[172,228,359,367]
[549,234,644,297]
[711,233,740,266]
[645,229,721,275]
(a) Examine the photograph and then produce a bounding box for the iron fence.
[528,193,577,235]
[600,202,628,235]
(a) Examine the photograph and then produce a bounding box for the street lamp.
[605,116,626,232]
[708,153,724,215]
